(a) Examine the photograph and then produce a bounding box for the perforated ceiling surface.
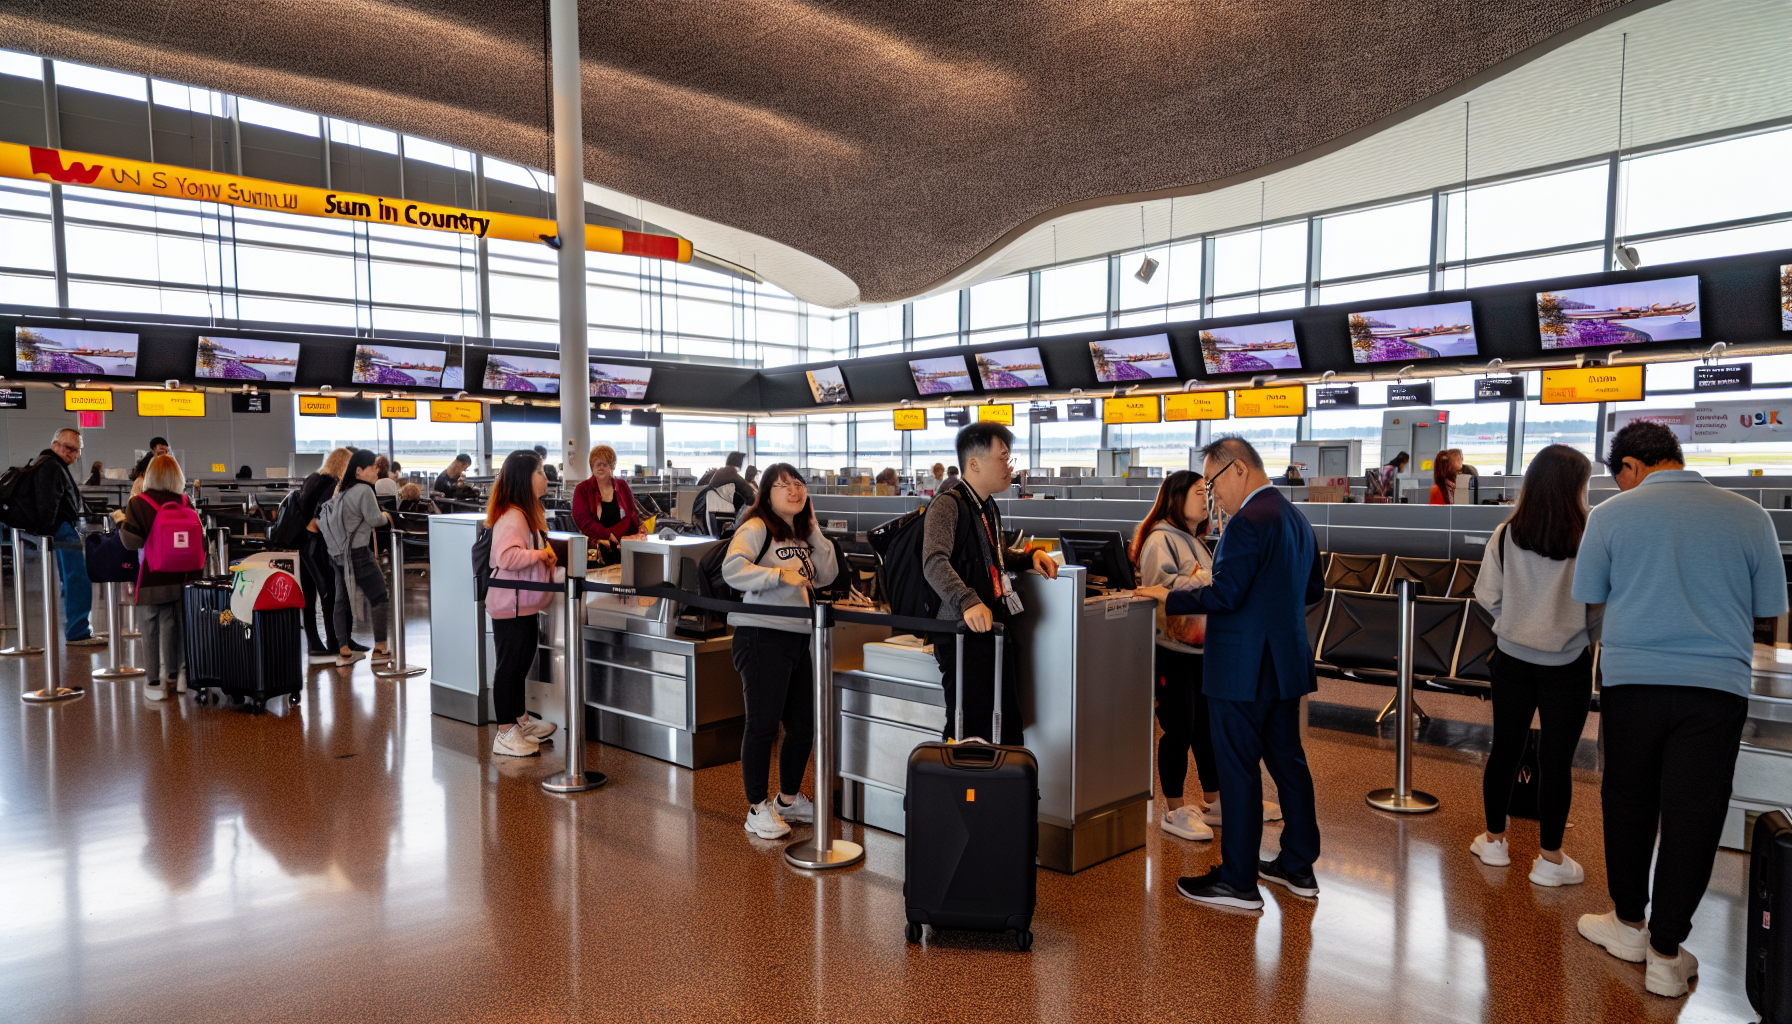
[2,0,1643,304]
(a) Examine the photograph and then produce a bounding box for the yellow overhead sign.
[892,408,927,430]
[63,389,112,411]
[976,404,1013,425]
[1164,392,1229,421]
[0,142,691,263]
[137,390,206,417]
[379,399,417,420]
[1541,365,1645,404]
[430,400,484,423]
[1102,395,1161,425]
[297,395,338,416]
[1234,387,1306,418]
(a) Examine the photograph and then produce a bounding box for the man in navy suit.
[1138,436,1325,910]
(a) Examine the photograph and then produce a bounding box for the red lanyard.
[967,491,1005,597]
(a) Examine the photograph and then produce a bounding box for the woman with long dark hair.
[1429,449,1458,504]
[485,449,561,757]
[328,448,394,667]
[1470,444,1598,886]
[722,463,839,840]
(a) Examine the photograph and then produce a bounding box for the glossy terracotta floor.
[0,586,1759,1023]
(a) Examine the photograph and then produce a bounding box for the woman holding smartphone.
[485,449,563,758]
[723,464,839,840]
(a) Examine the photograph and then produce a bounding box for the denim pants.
[51,521,93,641]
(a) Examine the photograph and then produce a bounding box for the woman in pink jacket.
[486,449,564,758]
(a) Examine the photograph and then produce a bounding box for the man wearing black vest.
[921,422,1057,745]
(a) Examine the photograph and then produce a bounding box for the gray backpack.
[315,494,350,558]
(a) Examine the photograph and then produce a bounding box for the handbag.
[85,528,140,583]
[1152,531,1208,647]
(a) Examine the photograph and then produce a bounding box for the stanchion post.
[210,526,231,577]
[92,518,143,680]
[0,526,13,634]
[786,599,864,870]
[23,534,80,703]
[1367,577,1438,813]
[0,528,37,655]
[544,533,605,793]
[373,529,426,679]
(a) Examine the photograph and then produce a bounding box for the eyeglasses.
[772,479,807,492]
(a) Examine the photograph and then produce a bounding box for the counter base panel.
[839,778,907,835]
[431,682,486,726]
[1039,796,1150,874]
[596,707,744,769]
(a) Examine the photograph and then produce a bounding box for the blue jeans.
[51,521,93,640]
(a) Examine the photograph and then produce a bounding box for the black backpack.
[0,454,66,537]
[268,487,308,550]
[869,492,965,621]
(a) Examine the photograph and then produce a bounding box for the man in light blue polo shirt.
[1571,421,1786,999]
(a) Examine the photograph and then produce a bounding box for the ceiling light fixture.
[1615,245,1641,271]
[1133,206,1158,283]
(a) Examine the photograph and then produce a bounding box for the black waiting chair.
[1447,559,1481,599]
[1307,590,1337,677]
[1425,599,1496,698]
[1381,556,1454,597]
[1321,591,1465,722]
[1325,552,1386,593]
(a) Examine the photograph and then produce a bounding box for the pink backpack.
[142,496,206,575]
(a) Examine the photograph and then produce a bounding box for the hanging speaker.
[1133,255,1160,284]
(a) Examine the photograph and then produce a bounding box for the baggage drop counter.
[835,564,1157,873]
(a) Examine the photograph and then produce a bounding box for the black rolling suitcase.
[184,576,304,713]
[903,627,1038,951]
[1749,810,1792,1023]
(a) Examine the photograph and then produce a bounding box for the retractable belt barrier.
[481,574,985,868]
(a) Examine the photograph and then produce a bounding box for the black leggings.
[299,533,337,651]
[731,626,814,806]
[490,613,538,725]
[1155,646,1217,800]
[1482,647,1593,850]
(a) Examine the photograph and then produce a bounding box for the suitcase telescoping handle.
[953,621,1005,744]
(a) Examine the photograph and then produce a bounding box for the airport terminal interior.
[4,1,1792,1020]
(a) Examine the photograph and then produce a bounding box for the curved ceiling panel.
[2,0,1642,305]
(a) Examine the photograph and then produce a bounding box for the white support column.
[551,0,591,487]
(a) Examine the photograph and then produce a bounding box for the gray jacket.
[1136,522,1214,654]
[722,515,839,634]
[1475,523,1598,666]
[328,482,388,557]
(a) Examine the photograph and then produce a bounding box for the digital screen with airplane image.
[1537,276,1701,349]
[1348,300,1479,364]
[1197,320,1301,374]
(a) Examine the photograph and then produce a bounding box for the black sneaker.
[1176,868,1264,910]
[346,639,371,652]
[1258,858,1319,898]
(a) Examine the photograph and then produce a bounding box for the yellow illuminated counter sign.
[298,395,338,416]
[1234,387,1306,418]
[63,390,113,412]
[430,400,484,423]
[977,405,1013,425]
[380,399,417,420]
[1541,365,1645,404]
[1103,396,1160,425]
[1164,392,1228,421]
[892,408,926,430]
[137,390,205,417]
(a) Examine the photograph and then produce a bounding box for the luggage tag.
[1001,571,1024,615]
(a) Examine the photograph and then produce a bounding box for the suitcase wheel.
[251,699,266,714]
[1016,929,1033,952]
[288,693,301,706]
[904,922,922,944]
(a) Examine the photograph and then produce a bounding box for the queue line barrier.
[482,571,984,869]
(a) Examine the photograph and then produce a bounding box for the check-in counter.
[835,564,1157,873]
[1724,647,1792,849]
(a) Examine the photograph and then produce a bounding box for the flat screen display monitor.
[1199,320,1302,374]
[1783,264,1791,331]
[352,343,446,388]
[483,352,561,393]
[805,365,850,404]
[1089,333,1176,382]
[1348,300,1479,363]
[195,336,300,382]
[589,361,652,400]
[1058,529,1136,594]
[1537,275,1701,349]
[975,347,1048,390]
[15,326,139,377]
[908,354,974,395]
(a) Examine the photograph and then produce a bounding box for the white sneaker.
[175,669,188,694]
[145,679,166,701]
[336,650,365,667]
[1577,910,1650,963]
[1645,944,1698,998]
[518,717,557,743]
[774,792,814,823]
[745,801,791,839]
[1201,798,1283,827]
[1470,833,1510,866]
[1529,852,1584,887]
[490,725,540,758]
[1161,805,1214,841]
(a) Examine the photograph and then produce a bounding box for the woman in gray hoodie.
[1471,444,1599,887]
[327,448,394,668]
[722,463,839,841]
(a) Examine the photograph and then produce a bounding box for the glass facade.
[5,51,1792,479]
